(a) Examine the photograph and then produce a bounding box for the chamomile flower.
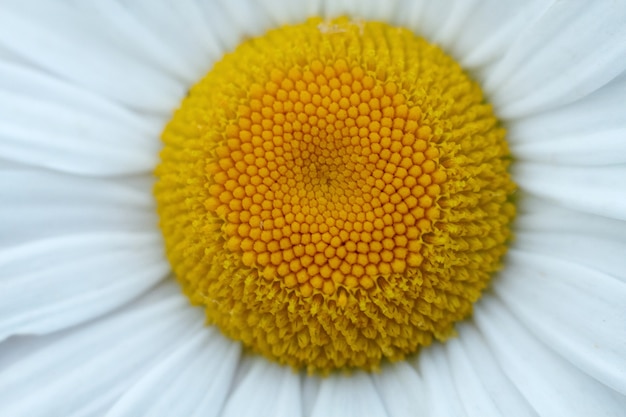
[0,1,625,416]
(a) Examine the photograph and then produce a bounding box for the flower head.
[0,1,625,416]
[155,17,515,372]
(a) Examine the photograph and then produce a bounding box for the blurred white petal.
[475,297,626,415]
[496,250,626,395]
[0,283,203,417]
[221,357,303,417]
[485,0,626,118]
[0,0,624,416]
[105,327,241,417]
[311,372,388,417]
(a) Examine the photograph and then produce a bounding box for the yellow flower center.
[155,17,516,372]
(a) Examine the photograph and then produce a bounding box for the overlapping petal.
[0,283,203,417]
[0,0,624,416]
[105,327,241,417]
[474,297,626,415]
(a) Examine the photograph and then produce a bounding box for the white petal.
[454,324,539,417]
[323,0,364,18]
[0,1,185,114]
[355,0,398,21]
[311,372,388,417]
[372,362,427,417]
[513,162,626,220]
[447,0,548,70]
[416,346,468,417]
[513,231,626,284]
[304,0,326,17]
[220,357,302,417]
[515,195,626,243]
[164,1,224,63]
[0,169,156,246]
[396,0,547,72]
[511,129,626,166]
[484,0,626,118]
[301,368,322,417]
[495,250,626,395]
[196,0,276,54]
[0,282,203,417]
[0,232,167,342]
[255,0,303,24]
[0,332,67,374]
[101,0,222,80]
[444,337,514,417]
[215,0,276,38]
[413,0,478,47]
[390,0,545,73]
[507,70,626,140]
[192,1,243,53]
[329,0,401,21]
[474,297,626,416]
[105,327,240,417]
[391,0,427,31]
[508,72,626,165]
[0,62,162,176]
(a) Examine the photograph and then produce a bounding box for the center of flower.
[212,72,440,295]
[155,17,516,373]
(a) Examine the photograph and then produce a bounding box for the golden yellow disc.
[155,17,516,372]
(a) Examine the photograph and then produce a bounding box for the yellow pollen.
[155,17,516,373]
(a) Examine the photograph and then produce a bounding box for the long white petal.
[323,0,402,21]
[454,324,539,417]
[511,128,626,166]
[0,1,185,114]
[195,0,276,53]
[417,346,468,417]
[515,195,626,243]
[0,169,156,246]
[0,62,162,176]
[449,0,548,70]
[513,231,626,284]
[508,72,626,165]
[220,356,303,417]
[514,196,626,280]
[253,0,302,25]
[495,250,626,395]
[396,0,547,72]
[444,337,514,417]
[0,332,67,374]
[105,327,240,417]
[0,282,203,417]
[513,162,626,220]
[474,297,626,416]
[372,362,427,417]
[0,233,167,342]
[311,372,388,417]
[301,368,322,417]
[103,0,224,79]
[484,0,626,119]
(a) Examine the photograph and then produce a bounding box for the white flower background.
[1,0,625,416]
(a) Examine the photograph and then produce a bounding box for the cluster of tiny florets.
[155,17,515,372]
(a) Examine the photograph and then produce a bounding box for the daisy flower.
[1,0,625,416]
